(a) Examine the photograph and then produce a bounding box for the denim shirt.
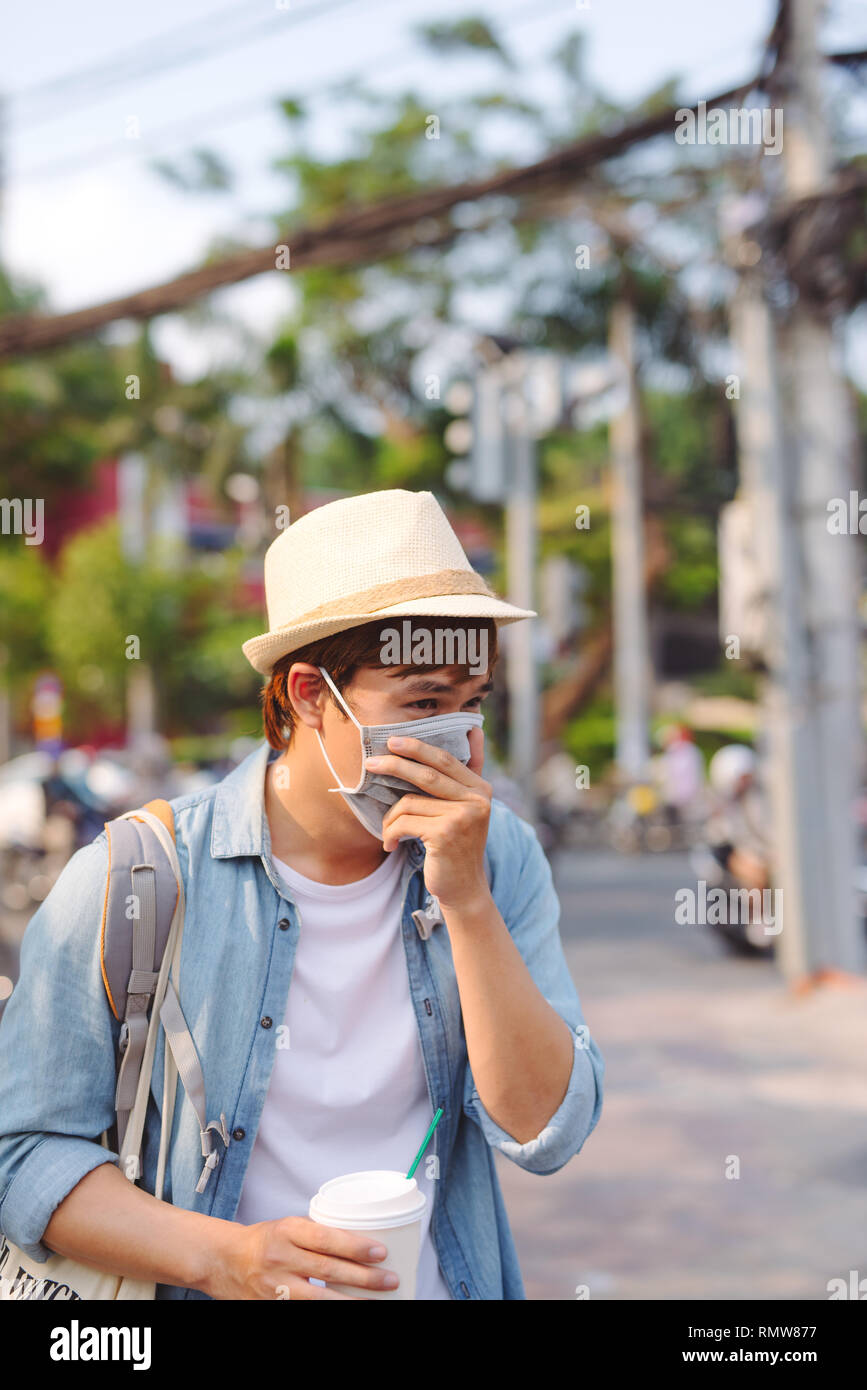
[0,740,604,1300]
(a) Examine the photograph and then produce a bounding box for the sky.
[2,0,866,382]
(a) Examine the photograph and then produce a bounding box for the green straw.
[406,1107,443,1180]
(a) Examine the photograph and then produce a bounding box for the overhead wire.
[10,0,375,132]
[12,0,577,185]
[8,0,280,108]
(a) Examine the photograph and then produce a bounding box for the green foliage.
[265,332,300,391]
[416,18,512,65]
[44,522,260,736]
[149,149,233,193]
[278,97,306,122]
[689,663,759,700]
[562,698,617,782]
[644,388,734,507]
[48,522,180,714]
[659,515,718,608]
[373,428,450,490]
[0,340,128,505]
[0,544,53,681]
[552,32,585,84]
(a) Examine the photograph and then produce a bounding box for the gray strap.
[115,863,158,1148]
[160,978,230,1194]
[131,863,156,975]
[116,807,185,1199]
[115,1012,150,1116]
[412,894,443,940]
[128,969,159,993]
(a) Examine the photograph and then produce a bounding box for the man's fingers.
[365,750,482,799]
[274,1216,398,1291]
[302,1249,400,1291]
[279,1215,387,1264]
[382,815,433,850]
[381,794,442,827]
[386,735,481,786]
[467,725,485,775]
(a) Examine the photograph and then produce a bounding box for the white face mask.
[314,666,484,841]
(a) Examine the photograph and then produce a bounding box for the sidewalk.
[496,849,867,1300]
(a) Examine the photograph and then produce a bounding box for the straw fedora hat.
[241,489,536,675]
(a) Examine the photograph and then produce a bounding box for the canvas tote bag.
[0,806,186,1301]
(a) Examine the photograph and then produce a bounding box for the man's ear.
[286,664,328,730]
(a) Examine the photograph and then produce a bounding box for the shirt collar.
[210,738,426,870]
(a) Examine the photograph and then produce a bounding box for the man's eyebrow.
[385,673,494,695]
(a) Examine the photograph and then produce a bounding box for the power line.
[12,0,576,185]
[10,0,372,132]
[8,0,274,107]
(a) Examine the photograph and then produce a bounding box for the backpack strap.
[102,800,230,1192]
[103,801,179,1153]
[159,981,230,1193]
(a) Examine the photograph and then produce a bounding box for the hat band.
[282,568,495,629]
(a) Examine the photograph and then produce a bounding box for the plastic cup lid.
[309,1170,426,1229]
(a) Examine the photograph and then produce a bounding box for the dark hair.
[261,617,498,750]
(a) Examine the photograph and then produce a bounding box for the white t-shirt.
[234,846,452,1300]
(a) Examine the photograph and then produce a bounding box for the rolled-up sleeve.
[462,808,604,1175]
[0,833,122,1262]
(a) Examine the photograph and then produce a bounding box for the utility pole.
[608,298,652,781]
[727,261,821,978]
[444,343,541,820]
[773,0,865,974]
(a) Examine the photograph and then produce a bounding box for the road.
[495,848,867,1300]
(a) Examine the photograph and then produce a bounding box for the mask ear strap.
[318,666,363,732]
[316,666,366,795]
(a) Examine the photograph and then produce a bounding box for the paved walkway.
[496,849,867,1301]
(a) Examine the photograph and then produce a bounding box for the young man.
[0,488,603,1300]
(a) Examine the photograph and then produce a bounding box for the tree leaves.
[416,18,513,67]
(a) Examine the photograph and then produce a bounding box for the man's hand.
[204,1215,400,1300]
[367,728,492,912]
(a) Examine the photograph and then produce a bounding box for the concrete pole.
[729,271,820,977]
[775,0,865,972]
[608,299,652,781]
[503,355,539,823]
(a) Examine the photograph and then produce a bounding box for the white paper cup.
[308,1170,426,1300]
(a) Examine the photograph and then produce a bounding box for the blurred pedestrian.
[705,744,771,892]
[657,724,705,835]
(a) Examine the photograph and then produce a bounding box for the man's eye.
[405,694,487,712]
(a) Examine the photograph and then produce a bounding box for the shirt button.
[278,918,290,931]
[232,1128,245,1142]
[261,1016,273,1028]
